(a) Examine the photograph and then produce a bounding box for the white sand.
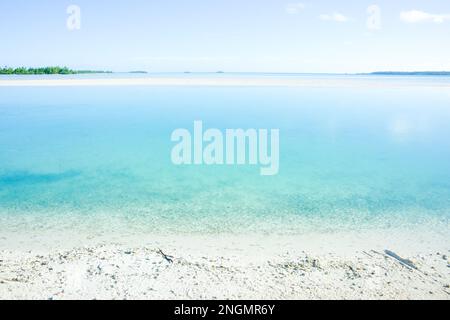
[1,77,450,88]
[0,228,448,300]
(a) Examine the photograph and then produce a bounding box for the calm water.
[1,76,450,234]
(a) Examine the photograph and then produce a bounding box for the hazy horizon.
[1,69,450,75]
[1,0,450,73]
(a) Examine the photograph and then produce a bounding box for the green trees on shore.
[0,67,75,75]
[0,67,112,75]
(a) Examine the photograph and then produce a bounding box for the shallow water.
[1,76,450,235]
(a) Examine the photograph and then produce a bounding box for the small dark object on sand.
[158,249,174,264]
[384,250,417,270]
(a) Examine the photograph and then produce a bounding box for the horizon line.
[2,69,450,76]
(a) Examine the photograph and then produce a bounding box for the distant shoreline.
[0,67,113,75]
[1,68,449,77]
[366,71,450,76]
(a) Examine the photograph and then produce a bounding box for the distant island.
[0,67,112,75]
[368,71,450,76]
[2,67,448,76]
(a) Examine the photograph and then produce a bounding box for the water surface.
[1,76,449,235]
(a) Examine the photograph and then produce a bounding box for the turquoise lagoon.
[0,75,450,235]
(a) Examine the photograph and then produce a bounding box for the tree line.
[0,66,111,75]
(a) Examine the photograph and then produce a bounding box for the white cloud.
[319,13,349,23]
[400,10,450,23]
[285,3,305,15]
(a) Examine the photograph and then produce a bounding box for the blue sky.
[0,0,449,73]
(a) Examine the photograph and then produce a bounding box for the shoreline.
[1,228,448,299]
[1,77,450,88]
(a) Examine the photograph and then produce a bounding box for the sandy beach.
[1,228,448,300]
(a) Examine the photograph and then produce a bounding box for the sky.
[0,0,449,73]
